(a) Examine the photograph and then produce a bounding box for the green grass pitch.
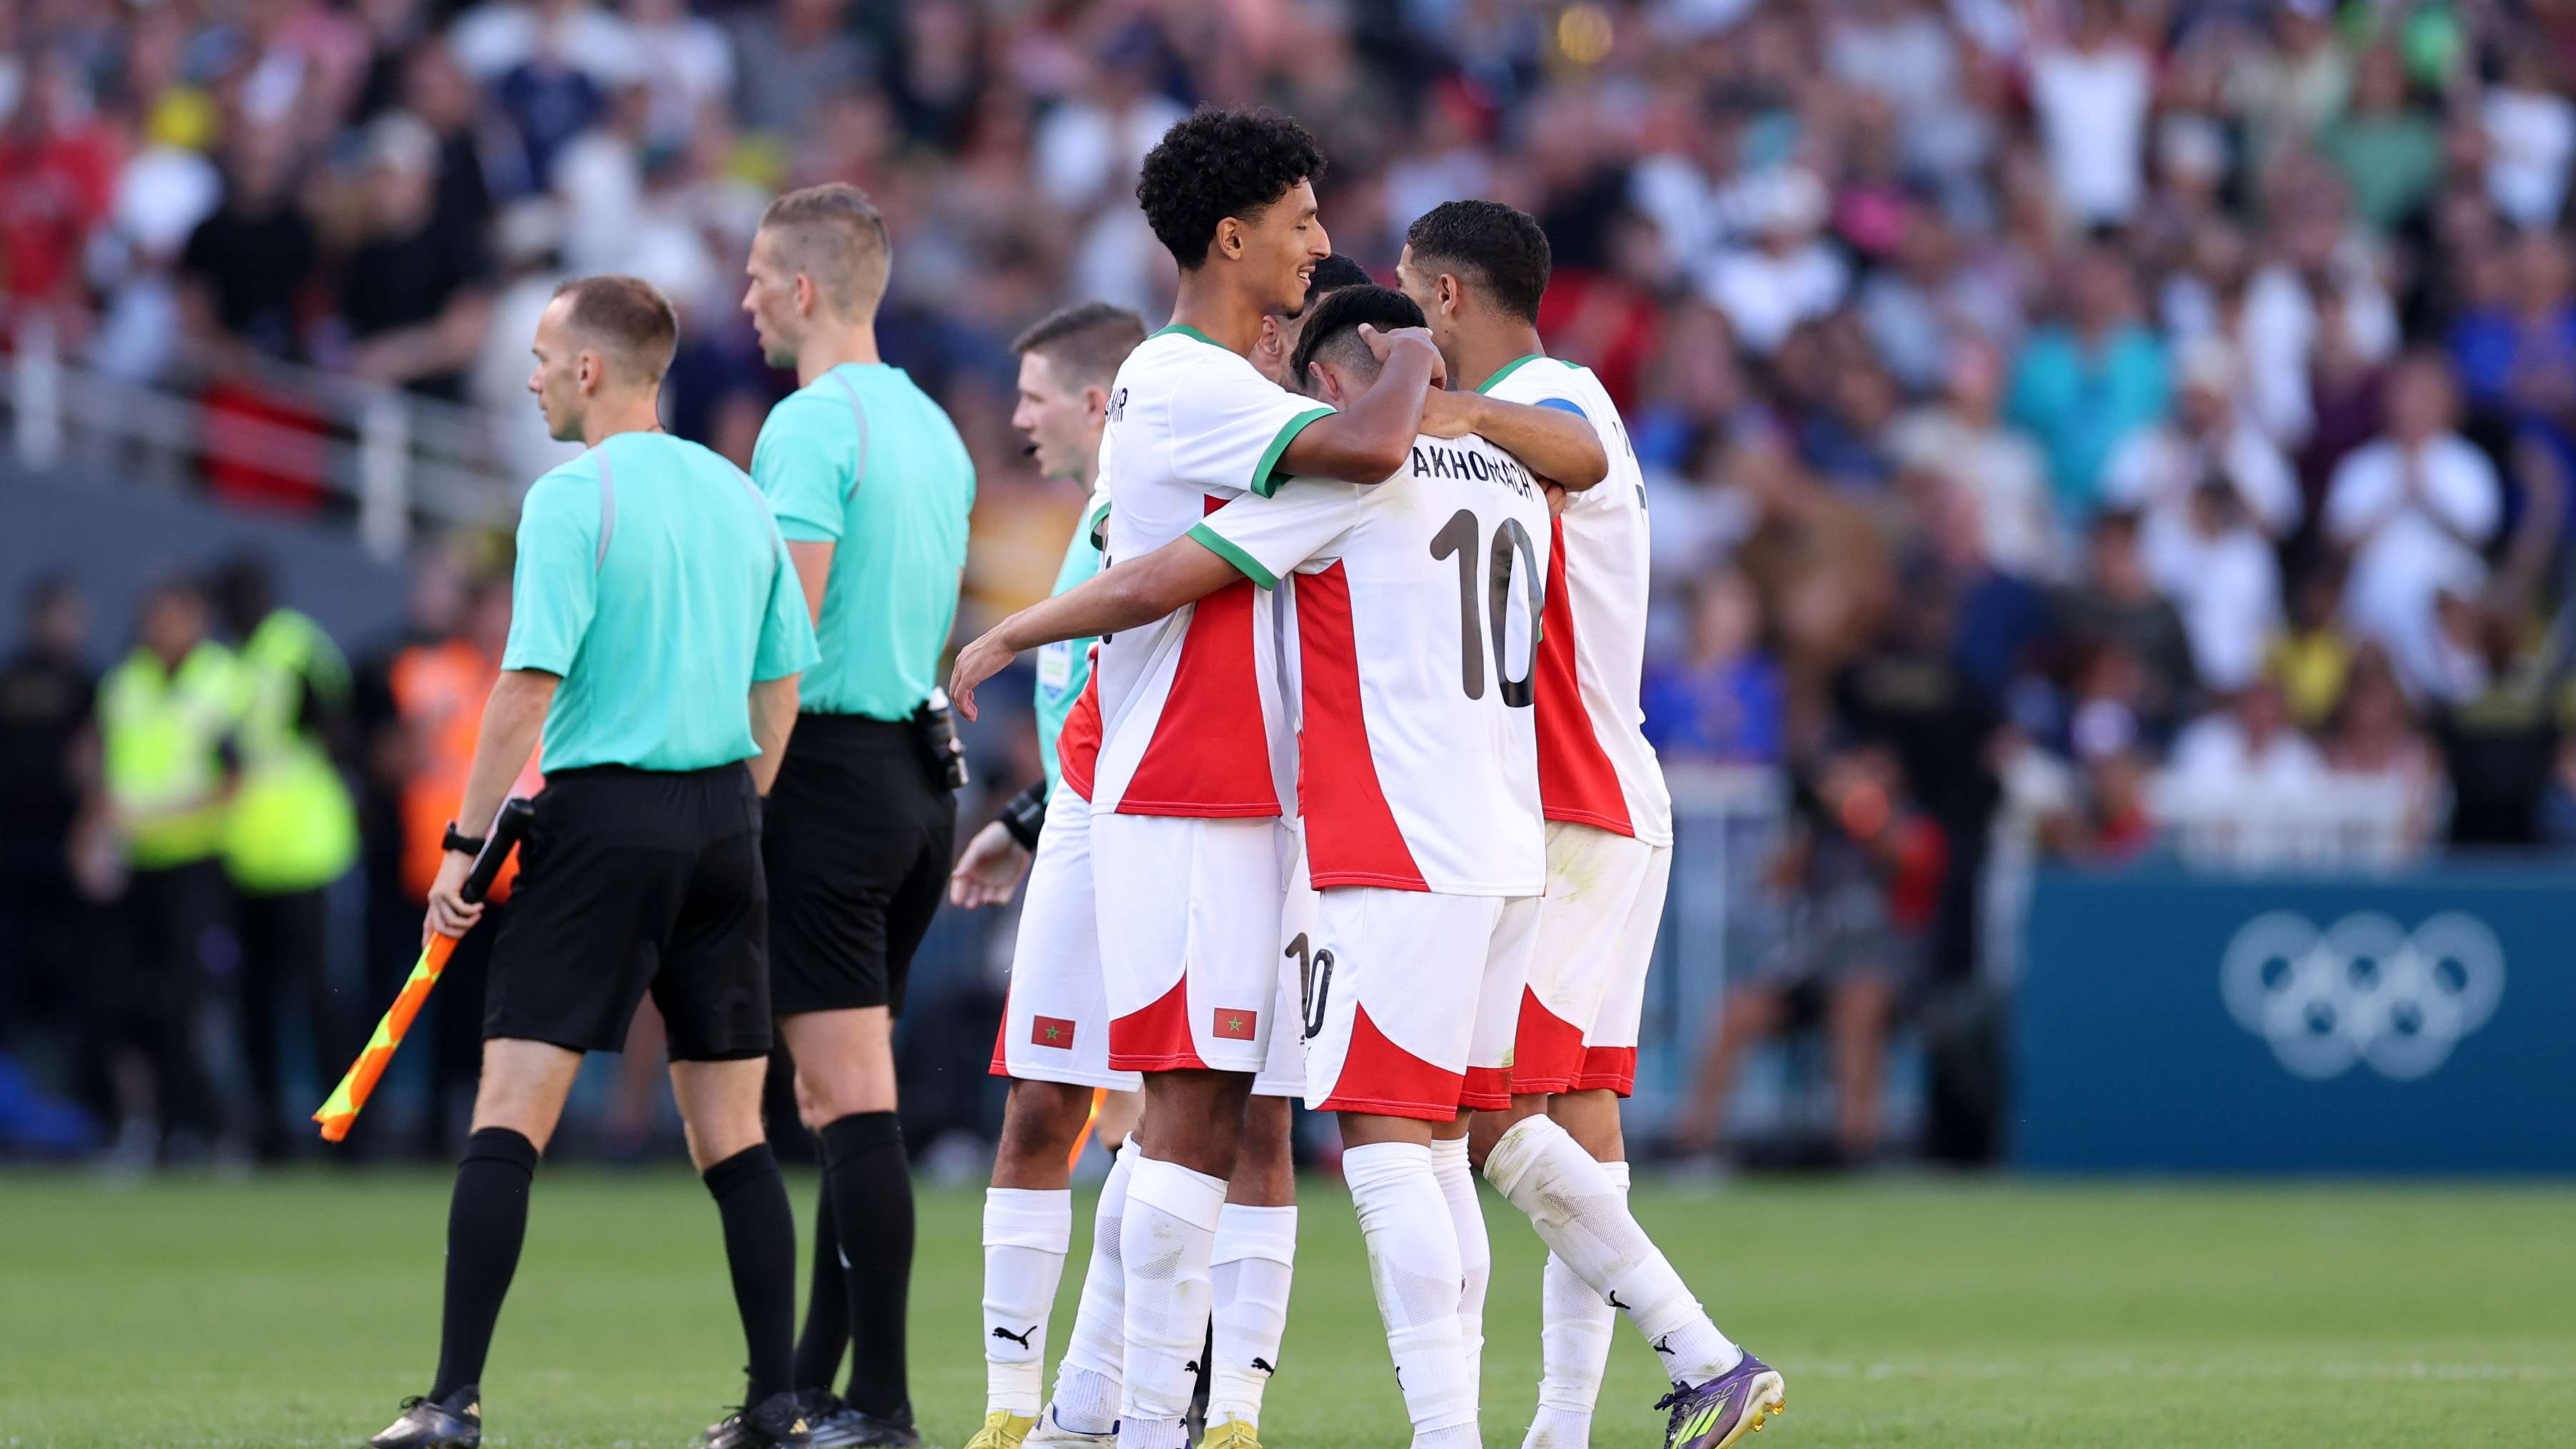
[1,1170,2570,1447]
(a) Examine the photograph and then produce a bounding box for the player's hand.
[1545,480,1570,516]
[1359,323,1446,388]
[948,628,1016,722]
[423,850,484,944]
[1418,388,1475,439]
[950,819,1034,908]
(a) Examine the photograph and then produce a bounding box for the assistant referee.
[738,183,976,1448]
[370,276,822,1449]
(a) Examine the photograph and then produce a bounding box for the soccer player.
[1398,200,1787,1448]
[954,259,1371,1449]
[946,301,1148,1449]
[738,184,977,1449]
[369,275,819,1449]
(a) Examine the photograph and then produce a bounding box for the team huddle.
[948,111,1784,1449]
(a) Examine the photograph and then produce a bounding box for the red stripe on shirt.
[1113,497,1281,817]
[1534,514,1633,837]
[1294,562,1428,890]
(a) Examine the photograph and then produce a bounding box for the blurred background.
[3,0,2572,1181]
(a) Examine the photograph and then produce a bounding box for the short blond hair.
[759,183,892,318]
[551,274,679,383]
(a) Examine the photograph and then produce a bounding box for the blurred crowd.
[14,0,2576,1165]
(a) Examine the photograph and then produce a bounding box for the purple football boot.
[1655,1352,1785,1448]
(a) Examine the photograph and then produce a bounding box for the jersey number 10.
[1429,508,1542,706]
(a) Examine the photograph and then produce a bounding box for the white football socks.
[1344,1141,1478,1444]
[1050,1147,1134,1435]
[1116,1154,1228,1447]
[1485,1116,1741,1388]
[1427,1135,1490,1393]
[1524,1158,1627,1448]
[981,1187,1073,1416]
[1207,1203,1297,1429]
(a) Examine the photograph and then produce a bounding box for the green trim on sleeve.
[1188,521,1279,590]
[1249,406,1335,498]
[1473,353,1549,394]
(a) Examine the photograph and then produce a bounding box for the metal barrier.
[4,306,519,559]
[1626,764,1790,1137]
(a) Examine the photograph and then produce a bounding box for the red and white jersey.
[1055,663,1103,804]
[1196,433,1551,897]
[1479,355,1674,847]
[1090,326,1330,818]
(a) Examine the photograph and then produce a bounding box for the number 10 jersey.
[1192,430,1551,899]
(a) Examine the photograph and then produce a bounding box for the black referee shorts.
[483,763,772,1061]
[762,713,956,1018]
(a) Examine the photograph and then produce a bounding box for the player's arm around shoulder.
[947,531,1247,719]
[1419,387,1608,491]
[1272,325,1446,485]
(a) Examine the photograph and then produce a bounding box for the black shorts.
[762,713,956,1016]
[484,763,772,1061]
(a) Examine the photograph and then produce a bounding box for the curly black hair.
[1288,284,1426,385]
[1136,108,1325,270]
[1404,199,1552,323]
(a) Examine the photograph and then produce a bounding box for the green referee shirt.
[503,431,820,772]
[1034,489,1110,797]
[752,363,976,720]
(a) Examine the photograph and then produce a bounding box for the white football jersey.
[1478,355,1673,847]
[1091,326,1332,818]
[1196,432,1551,898]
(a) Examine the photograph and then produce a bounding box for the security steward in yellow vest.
[214,556,361,1161]
[96,578,237,1156]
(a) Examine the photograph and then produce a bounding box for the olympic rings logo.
[2219,912,2506,1081]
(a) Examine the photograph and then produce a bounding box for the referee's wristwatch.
[443,821,488,858]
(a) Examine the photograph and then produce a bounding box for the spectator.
[334,114,495,400]
[2026,0,2153,226]
[2323,352,2501,698]
[2007,238,2170,521]
[2054,510,2198,737]
[2103,340,2298,690]
[1642,568,1784,767]
[2430,607,2563,848]
[2320,44,2443,236]
[622,0,734,151]
[178,118,318,365]
[0,56,118,318]
[1699,168,1847,356]
[2320,647,2442,843]
[1889,335,2056,580]
[2162,677,2326,799]
[1676,743,1943,1164]
[2268,559,2358,732]
[2479,47,2575,230]
[727,0,874,141]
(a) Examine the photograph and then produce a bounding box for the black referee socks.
[819,1111,915,1417]
[703,1142,799,1405]
[792,1178,849,1391]
[430,1127,540,1402]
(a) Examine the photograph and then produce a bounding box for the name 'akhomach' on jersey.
[1192,430,1552,899]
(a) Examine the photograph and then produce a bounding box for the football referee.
[737,183,976,1448]
[370,276,822,1449]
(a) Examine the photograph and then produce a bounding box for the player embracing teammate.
[956,108,1784,1449]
